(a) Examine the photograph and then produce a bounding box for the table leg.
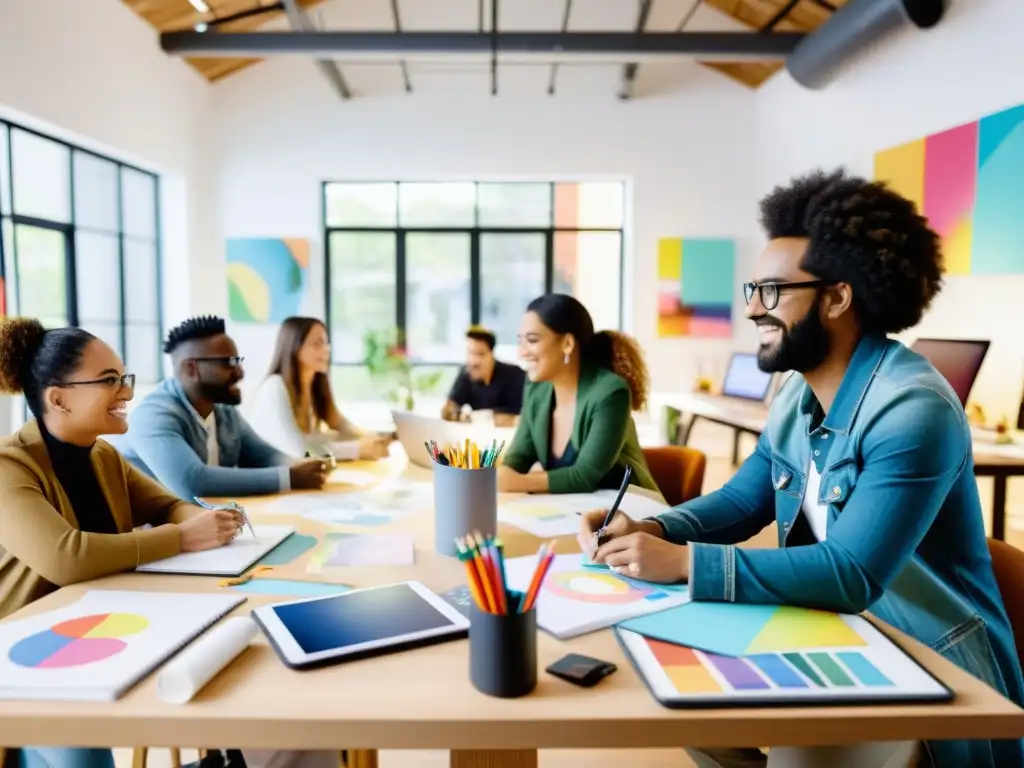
[346,750,378,768]
[992,474,1008,541]
[679,414,699,445]
[732,429,742,466]
[450,750,538,768]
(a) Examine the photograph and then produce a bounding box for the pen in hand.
[593,465,632,550]
[193,497,259,543]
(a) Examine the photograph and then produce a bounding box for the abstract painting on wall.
[657,238,734,338]
[226,238,309,324]
[874,102,1024,275]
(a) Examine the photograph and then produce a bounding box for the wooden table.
[0,457,1022,768]
[973,445,1024,541]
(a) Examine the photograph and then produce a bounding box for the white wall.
[0,0,217,430]
[0,0,216,348]
[213,58,759,401]
[754,0,1024,421]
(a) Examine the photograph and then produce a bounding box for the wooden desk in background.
[0,458,1022,767]
[656,392,1024,542]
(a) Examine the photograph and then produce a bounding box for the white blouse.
[247,374,362,461]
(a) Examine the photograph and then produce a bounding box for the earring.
[564,352,570,365]
[56,404,70,414]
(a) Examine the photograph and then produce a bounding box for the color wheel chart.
[547,570,685,605]
[9,613,149,669]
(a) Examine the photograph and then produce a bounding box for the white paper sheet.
[498,490,672,538]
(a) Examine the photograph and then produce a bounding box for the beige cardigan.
[0,420,184,620]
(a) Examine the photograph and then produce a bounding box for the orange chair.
[641,446,707,507]
[987,538,1024,664]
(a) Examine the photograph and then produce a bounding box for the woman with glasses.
[0,317,243,768]
[247,316,390,462]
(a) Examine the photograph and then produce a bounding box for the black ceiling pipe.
[158,30,804,59]
[786,0,947,89]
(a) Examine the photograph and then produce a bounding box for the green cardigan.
[502,363,657,495]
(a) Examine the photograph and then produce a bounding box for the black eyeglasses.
[59,373,136,390]
[191,356,245,368]
[743,280,828,311]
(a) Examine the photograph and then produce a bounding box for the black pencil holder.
[469,593,537,698]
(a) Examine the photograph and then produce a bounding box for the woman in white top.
[249,317,389,461]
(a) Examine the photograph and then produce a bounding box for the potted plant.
[362,328,443,411]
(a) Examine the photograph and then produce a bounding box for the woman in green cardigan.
[497,294,657,495]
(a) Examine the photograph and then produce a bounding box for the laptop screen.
[910,338,990,407]
[721,353,774,401]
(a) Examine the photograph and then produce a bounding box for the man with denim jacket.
[582,169,1024,767]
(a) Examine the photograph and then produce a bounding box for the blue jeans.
[16,748,115,768]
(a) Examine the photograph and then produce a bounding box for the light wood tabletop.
[0,454,1022,768]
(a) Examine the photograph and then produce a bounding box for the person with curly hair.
[0,318,245,768]
[581,169,1024,767]
[113,315,330,500]
[497,293,657,495]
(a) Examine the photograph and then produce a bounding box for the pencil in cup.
[455,534,555,615]
[424,438,505,469]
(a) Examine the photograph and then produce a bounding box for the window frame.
[0,118,164,384]
[322,180,626,384]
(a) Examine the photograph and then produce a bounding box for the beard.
[198,377,242,405]
[756,299,831,374]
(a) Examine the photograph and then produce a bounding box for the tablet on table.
[252,581,470,669]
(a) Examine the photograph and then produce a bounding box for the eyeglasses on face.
[742,280,828,311]
[59,373,136,390]
[191,356,245,368]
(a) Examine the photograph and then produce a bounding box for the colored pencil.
[426,438,502,469]
[520,540,557,613]
[455,542,487,612]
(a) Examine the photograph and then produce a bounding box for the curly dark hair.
[164,315,226,354]
[758,168,943,335]
[0,318,96,417]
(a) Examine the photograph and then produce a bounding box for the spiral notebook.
[0,590,245,701]
[136,525,296,576]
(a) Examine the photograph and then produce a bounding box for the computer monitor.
[910,338,990,407]
[720,352,774,402]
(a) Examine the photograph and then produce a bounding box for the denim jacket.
[657,334,1024,767]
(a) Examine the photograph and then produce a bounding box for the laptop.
[910,338,989,408]
[719,352,775,404]
[391,410,514,469]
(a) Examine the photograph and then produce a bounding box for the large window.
[0,120,163,384]
[324,181,625,400]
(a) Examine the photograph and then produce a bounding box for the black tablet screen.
[271,583,455,654]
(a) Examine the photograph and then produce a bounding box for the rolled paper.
[156,617,258,704]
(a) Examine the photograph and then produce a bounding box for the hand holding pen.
[576,465,636,554]
[193,497,259,542]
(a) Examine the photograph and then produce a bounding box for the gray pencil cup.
[433,463,497,556]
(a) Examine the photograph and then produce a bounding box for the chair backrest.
[641,446,707,507]
[987,538,1024,664]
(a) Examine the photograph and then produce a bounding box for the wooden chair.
[641,446,707,507]
[987,538,1024,663]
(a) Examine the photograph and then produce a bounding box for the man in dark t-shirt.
[442,326,526,427]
